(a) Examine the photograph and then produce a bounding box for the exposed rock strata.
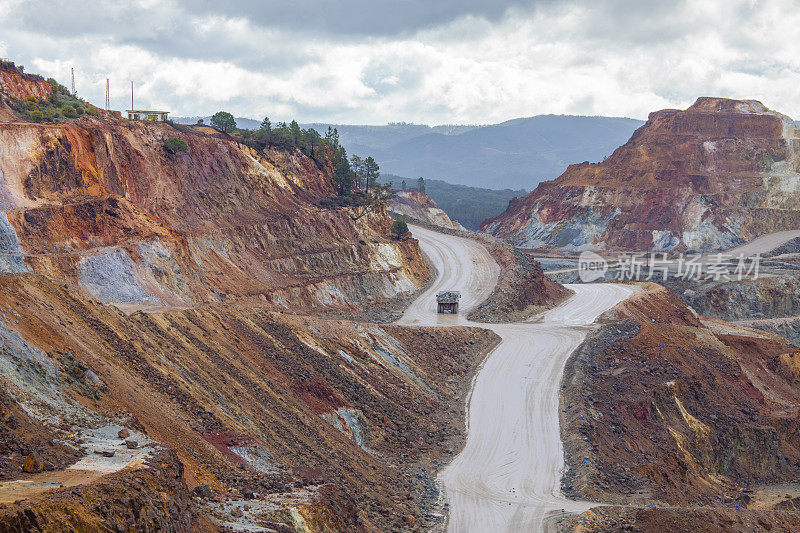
[0,64,429,313]
[388,188,462,230]
[561,283,800,527]
[0,273,499,530]
[483,98,800,252]
[666,275,800,322]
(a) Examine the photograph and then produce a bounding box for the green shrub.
[62,105,77,118]
[164,137,188,154]
[391,218,409,240]
[29,109,44,123]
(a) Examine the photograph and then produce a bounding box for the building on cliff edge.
[127,109,169,121]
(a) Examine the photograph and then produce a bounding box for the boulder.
[22,453,43,473]
[118,428,130,439]
[191,484,212,499]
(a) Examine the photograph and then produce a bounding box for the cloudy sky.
[1,0,798,124]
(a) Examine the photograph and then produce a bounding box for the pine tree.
[364,156,380,193]
[325,126,339,149]
[290,120,301,147]
[210,111,236,133]
[350,155,364,190]
[333,146,354,195]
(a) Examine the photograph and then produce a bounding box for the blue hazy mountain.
[358,115,643,190]
[174,115,643,191]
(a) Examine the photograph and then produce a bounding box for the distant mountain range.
[347,116,644,190]
[482,97,800,251]
[174,115,643,191]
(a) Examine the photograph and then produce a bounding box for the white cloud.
[1,0,799,123]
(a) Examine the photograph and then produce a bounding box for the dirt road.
[726,230,800,257]
[543,229,800,276]
[400,225,636,532]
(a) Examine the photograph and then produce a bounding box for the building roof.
[436,291,461,303]
[126,110,169,114]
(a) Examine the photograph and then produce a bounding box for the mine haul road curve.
[544,229,800,275]
[398,224,637,532]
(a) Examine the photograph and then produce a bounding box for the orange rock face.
[482,97,800,251]
[0,61,480,531]
[0,115,428,312]
[0,62,52,101]
[0,273,498,530]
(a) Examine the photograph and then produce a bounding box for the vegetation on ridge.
[3,73,98,123]
[208,110,396,219]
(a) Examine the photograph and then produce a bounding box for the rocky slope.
[0,61,513,532]
[560,283,800,529]
[0,62,52,101]
[483,97,800,252]
[666,275,800,322]
[388,188,462,230]
[0,272,499,530]
[463,231,570,322]
[0,62,428,315]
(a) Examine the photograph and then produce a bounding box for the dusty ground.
[0,449,204,531]
[400,225,636,532]
[0,271,501,531]
[400,222,569,323]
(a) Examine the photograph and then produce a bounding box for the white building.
[126,110,169,121]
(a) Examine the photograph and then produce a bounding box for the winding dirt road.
[399,225,636,532]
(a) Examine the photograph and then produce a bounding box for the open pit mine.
[3,58,800,533]
[483,97,800,252]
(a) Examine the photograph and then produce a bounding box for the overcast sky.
[1,0,798,124]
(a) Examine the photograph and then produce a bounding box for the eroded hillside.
[483,97,800,251]
[388,188,462,230]
[560,283,800,530]
[0,272,499,530]
[0,61,511,532]
[0,62,428,315]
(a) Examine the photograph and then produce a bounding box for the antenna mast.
[131,81,134,110]
[70,68,75,95]
[105,79,110,111]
